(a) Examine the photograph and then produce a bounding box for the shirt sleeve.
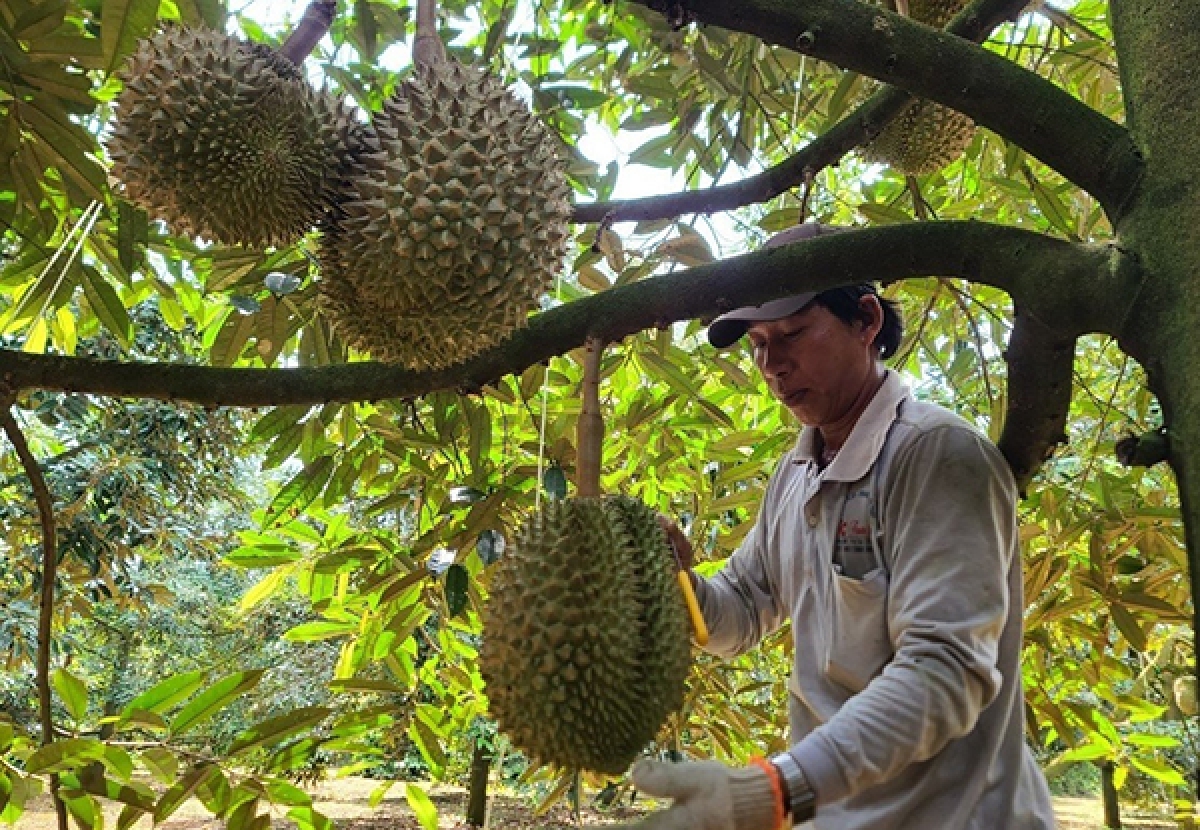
[787,424,1015,804]
[690,461,791,658]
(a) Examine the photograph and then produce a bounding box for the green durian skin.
[318,60,572,370]
[481,496,692,775]
[109,27,365,249]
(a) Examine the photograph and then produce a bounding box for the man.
[633,223,1055,829]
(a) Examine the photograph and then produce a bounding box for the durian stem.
[413,0,446,68]
[576,337,605,499]
[279,0,337,65]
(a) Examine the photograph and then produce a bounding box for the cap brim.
[707,293,817,348]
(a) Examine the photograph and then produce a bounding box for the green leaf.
[1058,741,1113,763]
[263,778,311,807]
[1129,755,1188,787]
[154,763,217,823]
[368,780,394,808]
[223,543,302,568]
[81,265,133,347]
[404,783,438,830]
[102,0,160,76]
[1126,733,1179,748]
[263,456,335,526]
[170,670,264,736]
[288,806,335,830]
[227,706,331,757]
[445,564,469,617]
[25,738,106,773]
[1109,602,1147,651]
[139,747,178,785]
[284,620,356,643]
[121,670,206,718]
[52,668,88,722]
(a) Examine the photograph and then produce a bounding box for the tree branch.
[572,87,914,224]
[279,0,338,65]
[630,0,1143,219]
[571,0,1030,225]
[1115,429,1169,468]
[0,223,1123,407]
[998,305,1076,492]
[0,396,66,830]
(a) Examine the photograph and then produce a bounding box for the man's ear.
[859,294,885,347]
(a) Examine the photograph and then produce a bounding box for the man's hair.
[811,285,904,360]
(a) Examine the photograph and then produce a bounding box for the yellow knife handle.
[676,570,710,647]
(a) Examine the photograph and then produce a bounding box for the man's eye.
[784,328,805,339]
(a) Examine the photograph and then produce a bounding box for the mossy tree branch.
[998,306,1076,493]
[572,0,1029,225]
[0,223,1127,409]
[628,0,1143,219]
[0,396,66,830]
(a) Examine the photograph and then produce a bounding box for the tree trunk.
[1101,762,1121,829]
[465,739,494,827]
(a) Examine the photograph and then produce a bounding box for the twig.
[279,0,338,65]
[575,337,605,498]
[0,392,66,830]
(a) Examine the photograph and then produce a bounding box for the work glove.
[621,759,783,830]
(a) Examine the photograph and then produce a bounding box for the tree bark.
[465,740,494,827]
[0,401,66,830]
[1101,761,1122,829]
[0,223,1119,408]
[630,0,1143,218]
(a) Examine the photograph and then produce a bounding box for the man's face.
[746,299,881,427]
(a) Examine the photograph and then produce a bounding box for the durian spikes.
[108,28,368,248]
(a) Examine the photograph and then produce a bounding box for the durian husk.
[859,0,976,174]
[108,27,367,248]
[317,60,572,370]
[480,496,692,774]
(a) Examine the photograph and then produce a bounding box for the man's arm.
[785,425,1015,803]
[689,462,792,658]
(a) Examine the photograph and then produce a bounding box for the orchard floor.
[15,776,1177,829]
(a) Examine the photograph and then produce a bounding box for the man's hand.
[619,759,781,830]
[656,515,695,570]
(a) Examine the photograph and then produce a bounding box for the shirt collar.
[794,369,910,482]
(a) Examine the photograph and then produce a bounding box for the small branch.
[572,0,1028,225]
[632,0,1143,219]
[1115,429,1169,468]
[997,305,1076,493]
[0,396,66,830]
[279,0,338,65]
[413,0,446,68]
[0,223,1124,408]
[573,87,913,224]
[576,337,605,498]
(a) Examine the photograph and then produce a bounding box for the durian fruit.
[108,28,367,248]
[480,495,692,774]
[318,60,572,370]
[860,0,976,175]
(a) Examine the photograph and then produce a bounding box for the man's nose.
[758,341,790,377]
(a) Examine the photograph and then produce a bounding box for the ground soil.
[15,776,1178,829]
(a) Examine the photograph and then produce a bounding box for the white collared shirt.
[694,370,1055,829]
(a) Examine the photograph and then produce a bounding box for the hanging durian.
[480,339,693,774]
[317,54,572,370]
[108,27,368,249]
[480,495,692,774]
[860,0,976,174]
